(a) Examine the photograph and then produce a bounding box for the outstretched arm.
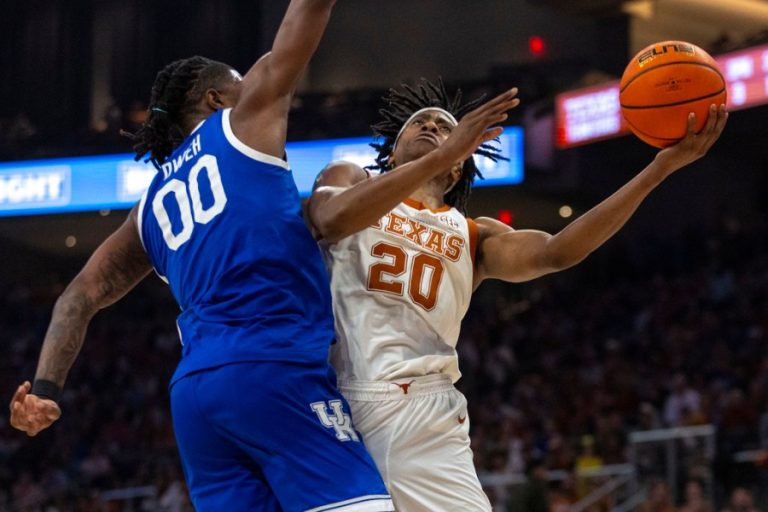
[249,0,337,99]
[230,0,337,156]
[10,206,152,436]
[474,105,728,287]
[308,89,520,242]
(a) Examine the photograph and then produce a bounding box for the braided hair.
[127,56,234,169]
[368,78,507,213]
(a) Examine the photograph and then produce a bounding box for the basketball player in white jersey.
[308,78,727,511]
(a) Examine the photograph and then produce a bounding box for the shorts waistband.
[339,374,455,401]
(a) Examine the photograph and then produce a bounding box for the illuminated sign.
[556,43,768,148]
[556,83,625,148]
[0,166,70,210]
[721,45,768,110]
[0,129,523,217]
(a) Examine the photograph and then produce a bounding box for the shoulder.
[313,160,370,191]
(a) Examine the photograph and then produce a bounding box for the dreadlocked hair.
[125,56,233,169]
[368,77,508,214]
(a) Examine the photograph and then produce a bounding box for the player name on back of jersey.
[160,134,203,179]
[371,211,466,262]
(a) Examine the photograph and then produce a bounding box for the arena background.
[1,1,767,510]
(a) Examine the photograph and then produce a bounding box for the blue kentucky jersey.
[138,108,335,383]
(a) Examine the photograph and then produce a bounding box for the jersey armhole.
[467,218,479,270]
[222,109,290,170]
[136,187,169,285]
[136,189,149,252]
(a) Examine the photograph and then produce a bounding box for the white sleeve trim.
[136,186,169,285]
[222,108,290,170]
[136,188,149,252]
[305,495,394,512]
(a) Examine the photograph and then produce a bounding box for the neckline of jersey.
[403,197,451,213]
[190,119,205,134]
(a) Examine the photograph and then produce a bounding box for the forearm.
[34,283,98,387]
[268,0,337,90]
[315,151,454,241]
[545,158,669,269]
[33,211,150,388]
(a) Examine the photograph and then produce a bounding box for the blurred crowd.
[459,219,768,510]
[0,83,504,162]
[1,217,766,511]
[0,274,188,511]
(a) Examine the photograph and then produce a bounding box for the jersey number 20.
[367,242,444,310]
[152,154,228,250]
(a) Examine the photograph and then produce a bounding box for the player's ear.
[444,163,463,194]
[205,89,226,111]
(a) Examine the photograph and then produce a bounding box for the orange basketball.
[620,40,726,148]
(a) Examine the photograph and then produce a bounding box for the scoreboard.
[556,43,768,148]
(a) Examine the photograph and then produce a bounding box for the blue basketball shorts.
[169,360,393,511]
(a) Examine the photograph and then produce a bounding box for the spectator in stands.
[507,458,549,512]
[664,373,702,427]
[720,487,761,512]
[679,479,714,512]
[720,388,760,451]
[639,480,677,512]
[549,477,577,512]
[575,435,603,498]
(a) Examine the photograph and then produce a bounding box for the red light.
[529,36,545,56]
[497,209,513,225]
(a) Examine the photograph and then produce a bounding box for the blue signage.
[0,129,523,217]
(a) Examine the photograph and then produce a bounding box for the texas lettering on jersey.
[322,202,475,382]
[370,212,467,262]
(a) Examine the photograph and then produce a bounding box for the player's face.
[392,111,455,165]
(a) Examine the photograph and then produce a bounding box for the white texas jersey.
[321,198,477,383]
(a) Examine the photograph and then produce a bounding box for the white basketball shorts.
[339,374,492,512]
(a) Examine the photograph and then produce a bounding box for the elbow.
[53,294,97,326]
[542,245,589,273]
[56,278,100,319]
[548,253,588,272]
[312,212,351,244]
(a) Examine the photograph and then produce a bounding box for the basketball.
[620,40,727,148]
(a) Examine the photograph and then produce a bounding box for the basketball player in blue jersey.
[9,1,395,510]
[308,78,727,510]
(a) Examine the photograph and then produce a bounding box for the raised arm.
[308,88,520,242]
[474,105,728,287]
[9,206,152,436]
[230,0,337,156]
[248,0,337,100]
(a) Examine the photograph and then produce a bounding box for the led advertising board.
[0,129,523,217]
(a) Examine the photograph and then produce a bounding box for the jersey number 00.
[152,154,228,250]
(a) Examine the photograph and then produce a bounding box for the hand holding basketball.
[620,41,727,148]
[654,103,728,176]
